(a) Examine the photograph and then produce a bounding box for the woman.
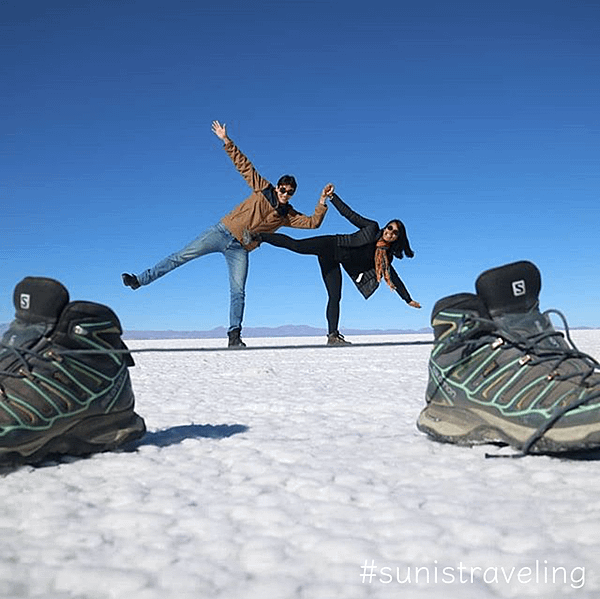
[248,186,421,345]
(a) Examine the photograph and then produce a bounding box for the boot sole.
[417,402,600,453]
[0,410,146,466]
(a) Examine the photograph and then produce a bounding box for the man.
[122,121,330,347]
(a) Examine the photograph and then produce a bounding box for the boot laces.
[444,310,600,456]
[447,309,598,383]
[0,343,51,378]
[0,342,55,398]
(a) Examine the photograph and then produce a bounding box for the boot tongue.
[475,261,567,349]
[1,277,69,351]
[475,261,541,318]
[13,277,70,325]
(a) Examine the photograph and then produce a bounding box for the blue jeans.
[137,222,249,332]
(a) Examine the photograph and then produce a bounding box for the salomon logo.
[512,280,526,297]
[20,293,31,310]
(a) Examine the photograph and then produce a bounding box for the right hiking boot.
[417,260,600,455]
[327,331,351,346]
[121,273,140,290]
[0,277,146,466]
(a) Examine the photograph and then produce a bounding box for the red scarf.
[375,239,395,291]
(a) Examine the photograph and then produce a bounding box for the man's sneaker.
[327,331,351,346]
[0,277,146,466]
[417,261,600,455]
[121,273,140,290]
[228,328,246,348]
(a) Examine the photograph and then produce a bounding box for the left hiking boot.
[417,260,600,455]
[121,273,140,290]
[0,277,146,466]
[327,331,351,346]
[228,328,246,348]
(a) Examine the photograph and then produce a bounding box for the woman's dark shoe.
[327,331,351,346]
[242,229,262,247]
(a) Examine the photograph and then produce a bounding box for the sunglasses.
[386,225,400,235]
[278,186,295,197]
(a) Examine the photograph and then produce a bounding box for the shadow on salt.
[133,423,249,448]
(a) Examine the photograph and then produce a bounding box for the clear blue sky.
[3,0,599,332]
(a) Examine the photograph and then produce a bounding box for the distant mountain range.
[2,322,599,341]
[122,324,434,340]
[0,321,429,340]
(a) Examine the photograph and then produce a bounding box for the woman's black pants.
[261,233,342,334]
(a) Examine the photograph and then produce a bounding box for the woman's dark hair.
[382,219,414,259]
[277,175,297,190]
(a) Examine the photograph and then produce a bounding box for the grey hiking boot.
[417,261,600,455]
[327,331,351,346]
[0,277,146,466]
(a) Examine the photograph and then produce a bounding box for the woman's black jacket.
[330,194,412,303]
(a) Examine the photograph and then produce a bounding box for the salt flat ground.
[2,331,600,599]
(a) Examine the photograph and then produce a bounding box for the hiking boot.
[0,277,146,466]
[417,261,600,455]
[121,273,140,290]
[327,331,351,346]
[227,328,246,348]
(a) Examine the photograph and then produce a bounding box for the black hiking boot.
[0,277,146,466]
[228,328,246,349]
[417,261,600,455]
[121,273,140,290]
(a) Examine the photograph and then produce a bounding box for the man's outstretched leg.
[122,223,228,289]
